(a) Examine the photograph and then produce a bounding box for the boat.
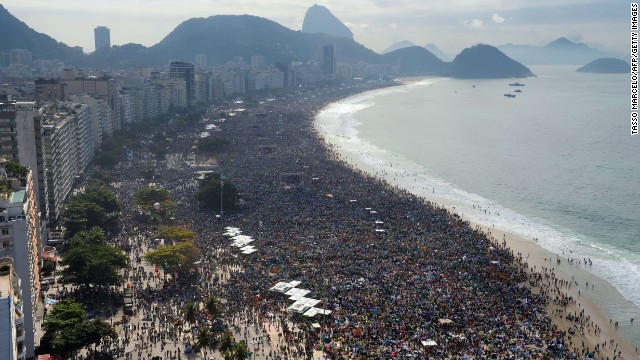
[504,93,516,98]
[509,82,525,86]
[514,89,522,93]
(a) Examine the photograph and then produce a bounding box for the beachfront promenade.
[43,80,637,359]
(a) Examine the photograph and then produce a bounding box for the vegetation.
[60,228,128,288]
[42,298,116,357]
[3,160,29,177]
[197,137,229,154]
[152,225,195,245]
[62,178,120,238]
[142,240,199,278]
[195,173,240,211]
[41,258,57,277]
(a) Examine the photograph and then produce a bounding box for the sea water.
[315,65,640,347]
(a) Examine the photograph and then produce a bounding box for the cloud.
[462,19,485,29]
[492,13,505,23]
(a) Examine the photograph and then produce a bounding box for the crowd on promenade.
[46,80,635,359]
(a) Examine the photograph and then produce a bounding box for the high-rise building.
[0,258,26,360]
[169,61,196,105]
[251,55,265,69]
[0,161,42,360]
[321,44,336,77]
[194,54,207,69]
[8,49,32,67]
[94,26,111,51]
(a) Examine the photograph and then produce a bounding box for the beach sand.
[470,221,639,359]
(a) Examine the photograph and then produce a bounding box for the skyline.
[0,0,630,56]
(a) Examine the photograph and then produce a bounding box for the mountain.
[144,15,377,67]
[0,6,532,79]
[301,4,353,40]
[498,37,624,65]
[576,58,629,73]
[424,43,450,61]
[447,44,534,79]
[0,4,82,61]
[382,40,416,54]
[382,46,446,75]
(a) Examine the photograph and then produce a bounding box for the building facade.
[94,26,111,51]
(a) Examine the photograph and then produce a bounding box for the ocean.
[315,65,640,347]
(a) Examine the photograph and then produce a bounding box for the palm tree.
[184,301,198,326]
[218,331,235,354]
[195,327,212,357]
[232,340,250,360]
[204,294,222,320]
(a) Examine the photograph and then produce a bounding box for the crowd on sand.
[49,79,637,359]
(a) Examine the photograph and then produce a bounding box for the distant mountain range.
[497,37,624,65]
[0,4,533,79]
[381,41,450,61]
[301,4,353,40]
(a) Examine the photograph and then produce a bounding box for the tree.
[43,298,86,335]
[43,299,87,356]
[195,327,213,355]
[90,168,113,183]
[204,294,222,320]
[84,180,120,214]
[197,137,229,154]
[60,241,128,288]
[78,318,117,350]
[196,174,240,211]
[62,198,107,238]
[143,241,199,278]
[232,340,250,360]
[152,226,195,245]
[68,227,107,248]
[41,258,57,277]
[184,301,198,325]
[218,331,235,354]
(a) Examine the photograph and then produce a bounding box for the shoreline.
[313,82,639,358]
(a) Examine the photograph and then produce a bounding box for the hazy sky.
[1,0,629,56]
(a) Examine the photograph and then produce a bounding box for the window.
[2,241,9,248]
[1,228,9,235]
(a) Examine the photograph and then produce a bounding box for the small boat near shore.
[514,89,522,93]
[509,82,525,86]
[504,93,516,98]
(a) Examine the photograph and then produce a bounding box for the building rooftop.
[10,190,24,204]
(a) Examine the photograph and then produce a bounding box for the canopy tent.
[421,340,438,347]
[287,297,321,313]
[303,307,332,317]
[438,318,454,325]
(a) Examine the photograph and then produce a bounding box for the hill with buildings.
[576,58,629,73]
[301,4,354,39]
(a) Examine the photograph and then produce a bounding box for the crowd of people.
[47,80,635,359]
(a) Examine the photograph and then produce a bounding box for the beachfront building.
[41,101,93,225]
[0,258,26,360]
[169,61,196,105]
[0,98,48,240]
[0,162,42,360]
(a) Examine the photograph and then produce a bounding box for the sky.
[0,0,630,56]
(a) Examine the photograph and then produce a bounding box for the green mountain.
[0,4,82,61]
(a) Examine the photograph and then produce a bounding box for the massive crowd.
[47,80,635,359]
